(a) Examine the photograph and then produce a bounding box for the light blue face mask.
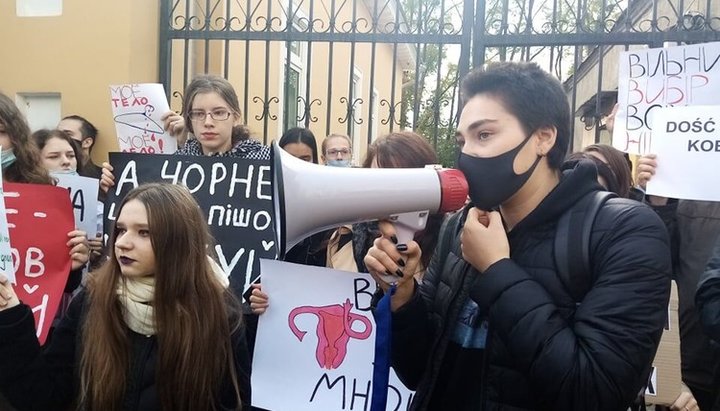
[1,149,16,170]
[326,159,352,168]
[50,169,79,177]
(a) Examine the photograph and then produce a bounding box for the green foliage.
[399,0,462,167]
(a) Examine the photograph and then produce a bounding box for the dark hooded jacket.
[0,291,251,411]
[387,160,672,411]
[697,235,720,343]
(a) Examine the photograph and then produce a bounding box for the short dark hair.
[278,127,319,164]
[460,62,570,169]
[62,115,98,149]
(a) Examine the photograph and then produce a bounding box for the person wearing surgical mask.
[363,62,672,410]
[321,133,353,167]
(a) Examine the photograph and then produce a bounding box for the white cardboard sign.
[252,259,415,411]
[647,105,720,201]
[110,83,177,154]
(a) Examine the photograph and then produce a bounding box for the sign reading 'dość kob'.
[646,105,720,201]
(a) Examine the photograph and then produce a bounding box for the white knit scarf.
[117,257,230,336]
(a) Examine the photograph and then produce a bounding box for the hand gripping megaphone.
[271,142,468,261]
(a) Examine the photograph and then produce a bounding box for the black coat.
[697,234,720,343]
[0,291,251,411]
[388,160,672,411]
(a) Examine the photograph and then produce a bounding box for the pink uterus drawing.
[288,298,373,369]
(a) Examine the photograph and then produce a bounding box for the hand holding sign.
[249,283,269,315]
[161,111,188,146]
[0,274,20,311]
[635,154,658,190]
[100,162,115,194]
[66,229,89,271]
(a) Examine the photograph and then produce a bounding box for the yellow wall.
[0,1,160,163]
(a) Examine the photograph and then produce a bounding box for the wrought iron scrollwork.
[253,96,279,122]
[171,91,184,111]
[379,99,402,127]
[338,97,364,125]
[297,97,321,124]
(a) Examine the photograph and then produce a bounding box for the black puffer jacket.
[0,291,251,411]
[390,160,672,411]
[697,234,720,343]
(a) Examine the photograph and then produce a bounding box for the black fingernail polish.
[396,244,408,252]
[390,235,398,244]
[395,269,405,278]
[385,270,394,277]
[397,259,406,267]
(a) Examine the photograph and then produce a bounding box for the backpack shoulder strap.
[554,190,616,302]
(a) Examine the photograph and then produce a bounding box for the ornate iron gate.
[159,0,720,162]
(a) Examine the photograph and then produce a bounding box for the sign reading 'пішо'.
[105,152,275,301]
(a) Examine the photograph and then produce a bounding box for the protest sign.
[52,174,100,237]
[0,165,13,283]
[110,83,177,154]
[646,105,720,201]
[615,42,720,154]
[252,259,414,411]
[105,152,275,299]
[4,183,74,344]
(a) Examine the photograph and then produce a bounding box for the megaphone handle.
[376,211,429,284]
[394,224,416,246]
[391,211,430,244]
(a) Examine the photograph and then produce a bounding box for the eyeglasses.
[326,148,351,156]
[188,109,233,122]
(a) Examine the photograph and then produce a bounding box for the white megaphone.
[271,142,468,267]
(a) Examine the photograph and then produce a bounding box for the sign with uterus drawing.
[252,259,414,411]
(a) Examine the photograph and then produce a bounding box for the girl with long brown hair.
[0,183,251,411]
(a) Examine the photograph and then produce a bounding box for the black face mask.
[457,136,541,211]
